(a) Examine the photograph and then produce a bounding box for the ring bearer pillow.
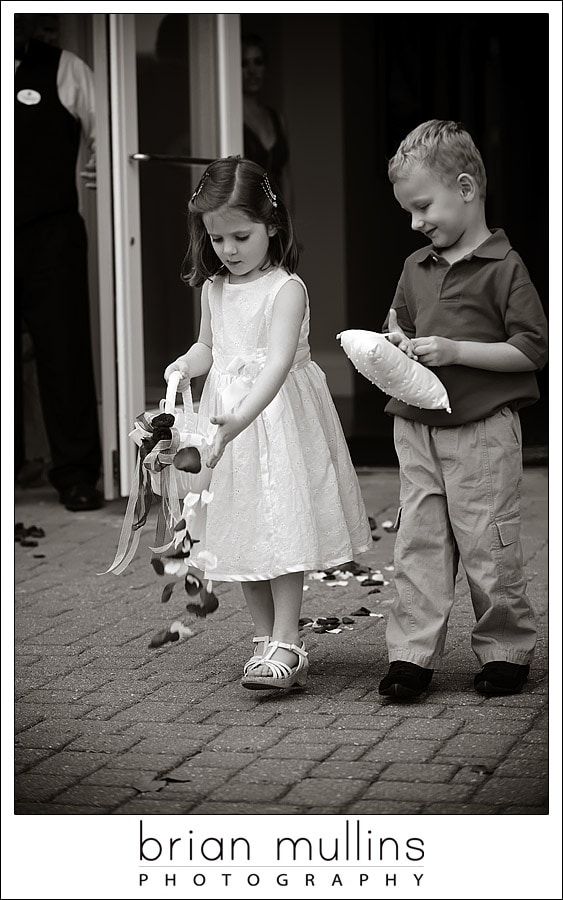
[337,329,451,412]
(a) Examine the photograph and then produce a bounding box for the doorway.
[95,13,242,495]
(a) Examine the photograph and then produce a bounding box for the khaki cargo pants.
[387,407,536,669]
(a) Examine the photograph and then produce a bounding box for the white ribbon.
[220,353,284,423]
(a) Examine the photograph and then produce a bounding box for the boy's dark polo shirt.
[385,229,548,427]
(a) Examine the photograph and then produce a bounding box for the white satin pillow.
[337,329,451,412]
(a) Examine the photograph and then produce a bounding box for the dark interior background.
[240,11,549,465]
[340,13,549,464]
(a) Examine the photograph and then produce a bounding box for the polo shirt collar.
[416,228,512,264]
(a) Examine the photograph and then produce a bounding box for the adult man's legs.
[15,213,102,509]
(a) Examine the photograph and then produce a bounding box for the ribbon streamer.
[101,413,186,575]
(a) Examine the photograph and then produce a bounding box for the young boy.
[379,119,548,700]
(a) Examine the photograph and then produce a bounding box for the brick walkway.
[13,466,549,817]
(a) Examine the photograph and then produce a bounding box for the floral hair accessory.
[261,172,277,207]
[191,170,210,202]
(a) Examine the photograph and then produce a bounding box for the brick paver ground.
[12,466,550,817]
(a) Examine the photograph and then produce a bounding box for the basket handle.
[164,370,195,430]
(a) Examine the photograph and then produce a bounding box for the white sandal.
[241,640,309,691]
[243,636,270,676]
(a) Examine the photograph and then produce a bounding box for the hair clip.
[261,173,278,208]
[191,171,210,202]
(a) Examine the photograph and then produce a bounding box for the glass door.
[100,13,242,495]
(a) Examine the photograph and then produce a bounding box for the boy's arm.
[413,279,548,372]
[412,337,537,371]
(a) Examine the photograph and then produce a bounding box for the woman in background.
[241,34,293,211]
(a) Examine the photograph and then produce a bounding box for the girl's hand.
[385,308,418,359]
[411,336,459,367]
[164,358,190,392]
[207,413,243,468]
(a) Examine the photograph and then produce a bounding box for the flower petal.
[161,582,176,603]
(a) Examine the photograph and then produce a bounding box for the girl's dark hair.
[181,156,299,287]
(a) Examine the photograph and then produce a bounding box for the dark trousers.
[15,211,102,492]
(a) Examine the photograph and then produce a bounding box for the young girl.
[164,157,372,690]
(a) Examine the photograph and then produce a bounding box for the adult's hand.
[80,154,97,190]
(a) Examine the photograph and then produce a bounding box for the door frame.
[96,12,243,496]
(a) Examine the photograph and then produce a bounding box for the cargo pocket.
[495,517,519,547]
[494,516,523,587]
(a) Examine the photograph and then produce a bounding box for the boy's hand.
[411,336,459,367]
[207,413,243,468]
[385,308,418,359]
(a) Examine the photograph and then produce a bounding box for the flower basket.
[103,370,218,583]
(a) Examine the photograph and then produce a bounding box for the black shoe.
[474,661,530,696]
[378,661,434,699]
[59,483,104,512]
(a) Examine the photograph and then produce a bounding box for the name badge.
[17,89,41,105]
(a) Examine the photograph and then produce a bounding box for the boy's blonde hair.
[388,120,487,199]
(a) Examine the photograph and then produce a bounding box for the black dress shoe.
[59,483,104,512]
[474,662,530,695]
[378,661,434,699]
